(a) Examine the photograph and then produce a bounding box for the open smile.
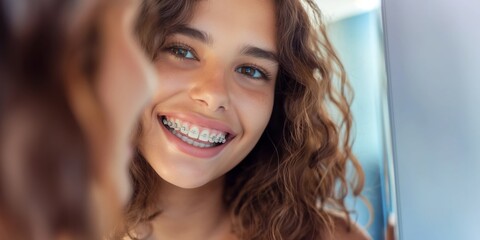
[158,115,235,158]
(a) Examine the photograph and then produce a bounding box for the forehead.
[188,0,277,50]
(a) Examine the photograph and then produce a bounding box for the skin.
[72,0,158,233]
[93,0,157,204]
[136,0,278,239]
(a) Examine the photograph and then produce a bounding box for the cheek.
[98,45,152,139]
[97,64,144,142]
[155,60,196,87]
[149,62,201,106]
[138,109,157,139]
[98,15,155,140]
[236,89,275,133]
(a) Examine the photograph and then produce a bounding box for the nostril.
[193,98,228,112]
[189,82,230,112]
[217,105,227,112]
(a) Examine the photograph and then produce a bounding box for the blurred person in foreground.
[0,0,157,239]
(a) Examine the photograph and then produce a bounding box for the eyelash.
[235,64,271,81]
[163,42,272,81]
[163,42,199,61]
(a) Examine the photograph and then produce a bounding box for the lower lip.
[158,118,229,158]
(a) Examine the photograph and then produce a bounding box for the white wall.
[383,0,480,239]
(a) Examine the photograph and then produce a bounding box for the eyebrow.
[170,25,213,45]
[170,25,278,63]
[241,45,278,63]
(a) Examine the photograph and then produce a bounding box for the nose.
[189,65,230,112]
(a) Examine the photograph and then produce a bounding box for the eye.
[235,66,269,80]
[166,45,198,60]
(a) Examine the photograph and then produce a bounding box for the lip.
[157,113,235,158]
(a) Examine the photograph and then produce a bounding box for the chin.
[160,170,218,189]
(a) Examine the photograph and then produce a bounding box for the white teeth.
[162,117,230,145]
[208,133,217,143]
[199,129,210,142]
[174,131,213,148]
[180,123,189,135]
[175,119,181,131]
[188,126,199,139]
[212,134,219,143]
[217,133,226,143]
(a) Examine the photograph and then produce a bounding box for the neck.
[149,176,233,240]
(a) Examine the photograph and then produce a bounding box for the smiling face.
[138,0,278,188]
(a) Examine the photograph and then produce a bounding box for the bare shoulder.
[328,210,372,240]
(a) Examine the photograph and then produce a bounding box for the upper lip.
[158,112,236,138]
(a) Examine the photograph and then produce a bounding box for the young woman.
[120,0,370,239]
[0,0,157,239]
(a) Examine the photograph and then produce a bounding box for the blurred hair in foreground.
[1,0,97,238]
[0,0,156,239]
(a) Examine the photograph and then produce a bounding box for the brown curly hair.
[121,0,365,239]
